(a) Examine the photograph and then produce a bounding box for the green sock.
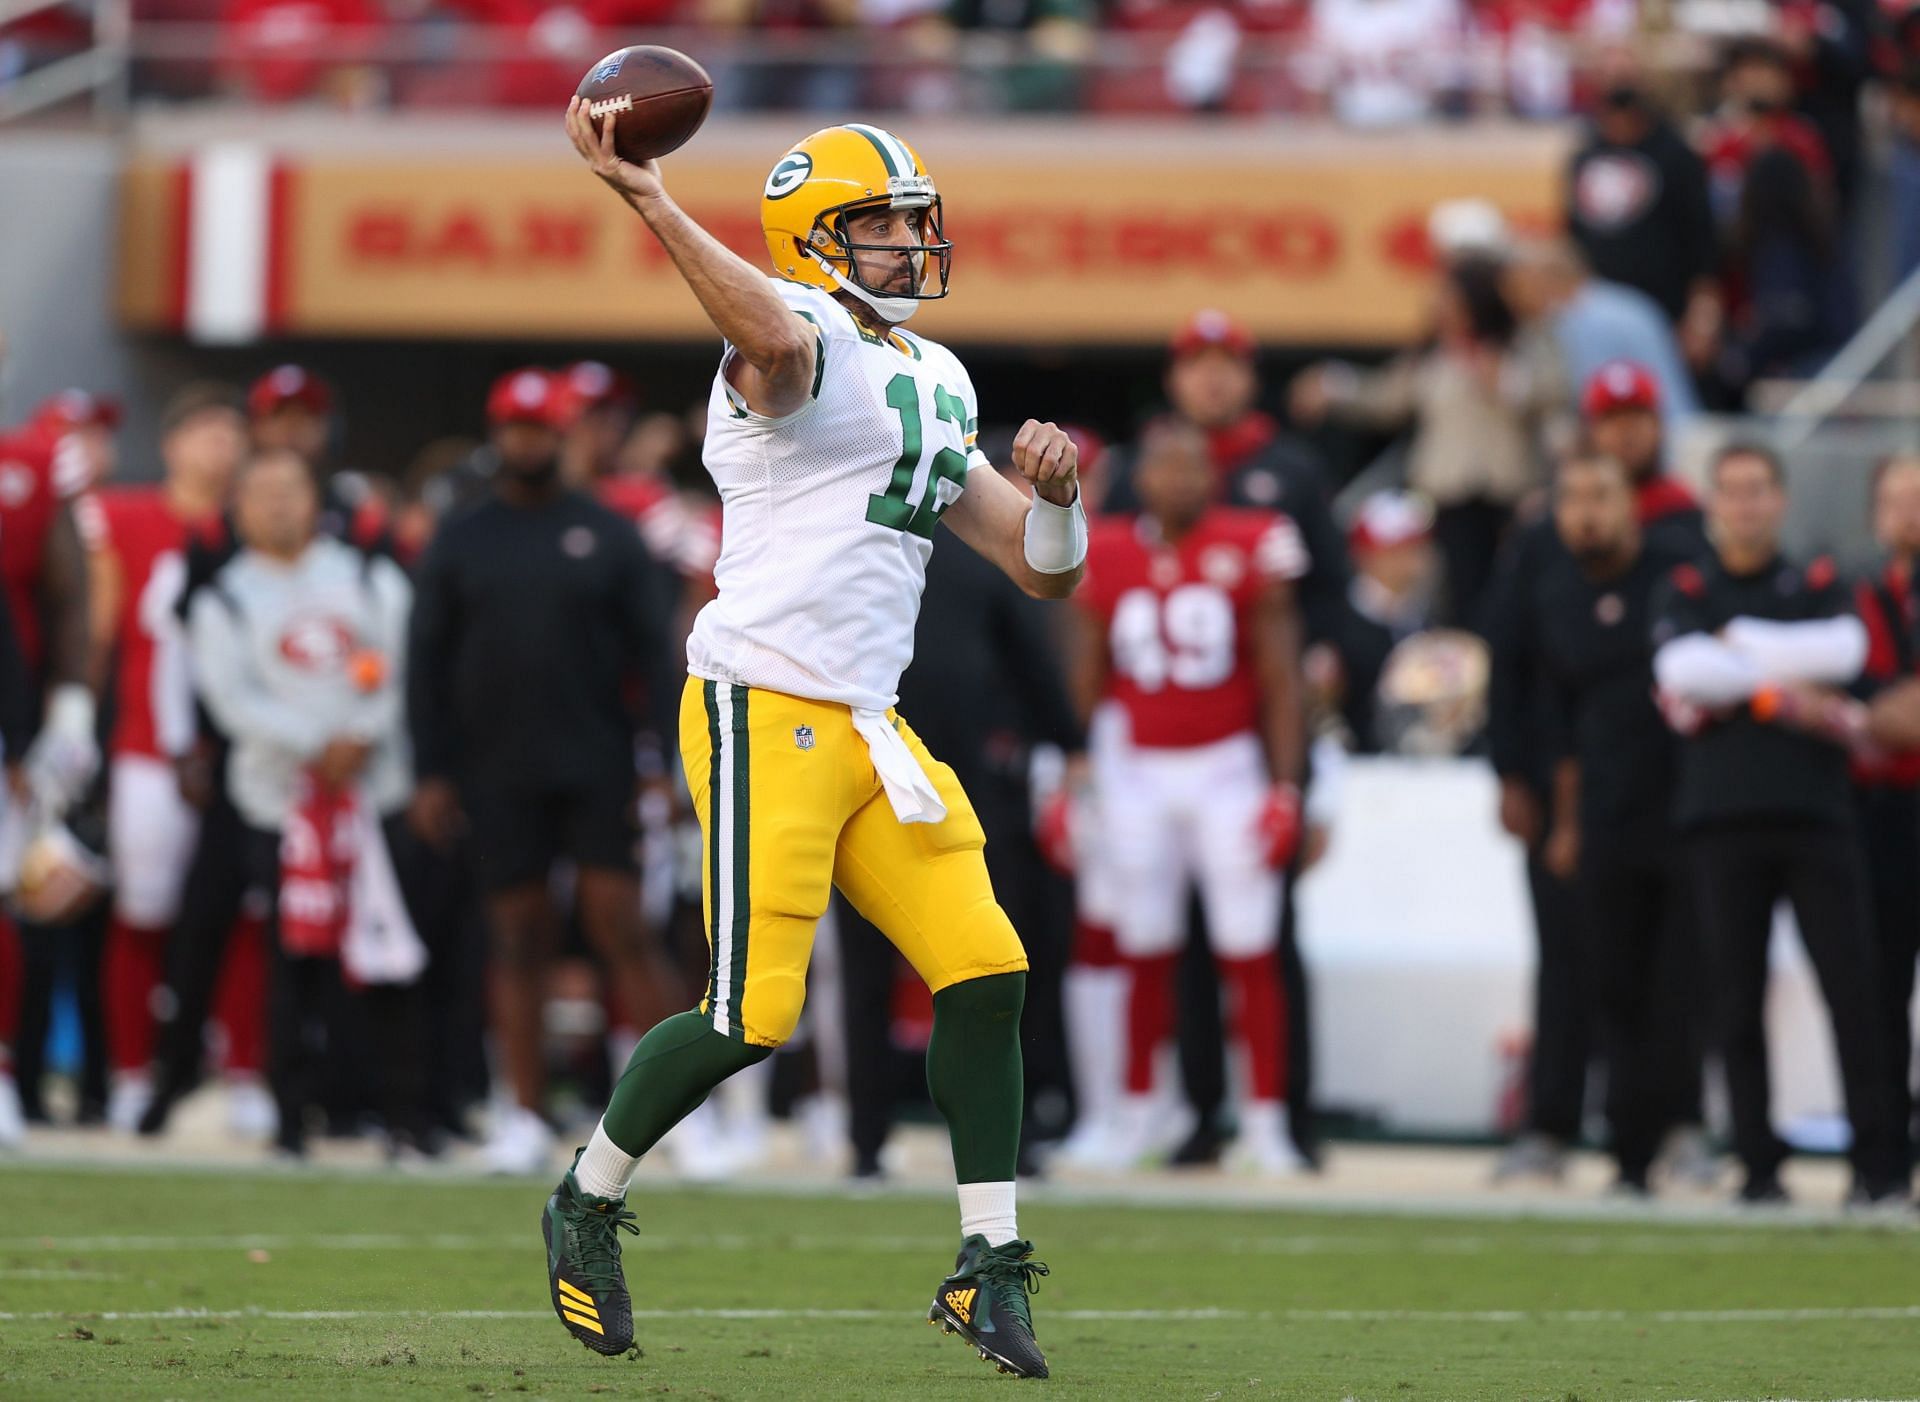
[599,1010,771,1158]
[926,972,1027,1183]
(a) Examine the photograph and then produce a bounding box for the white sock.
[956,1180,1019,1247]
[574,1120,640,1200]
[1063,965,1127,1130]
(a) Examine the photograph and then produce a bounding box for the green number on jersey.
[866,372,970,540]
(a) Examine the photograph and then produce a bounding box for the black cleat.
[927,1235,1051,1379]
[541,1152,638,1356]
[1737,1172,1789,1206]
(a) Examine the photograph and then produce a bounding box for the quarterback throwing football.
[549,102,1085,1378]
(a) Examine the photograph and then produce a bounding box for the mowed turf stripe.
[8,1305,1920,1324]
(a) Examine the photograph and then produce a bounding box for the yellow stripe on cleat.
[562,1310,605,1336]
[556,1280,596,1308]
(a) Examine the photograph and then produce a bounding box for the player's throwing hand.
[565,96,665,204]
[1012,420,1078,506]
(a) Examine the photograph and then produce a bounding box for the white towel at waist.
[850,708,947,825]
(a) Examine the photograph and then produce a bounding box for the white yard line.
[0,1228,1906,1255]
[4,1304,1920,1325]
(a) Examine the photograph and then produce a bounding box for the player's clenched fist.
[1012,419,1078,506]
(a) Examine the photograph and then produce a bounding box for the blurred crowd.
[1,265,1919,1208]
[6,0,1920,124]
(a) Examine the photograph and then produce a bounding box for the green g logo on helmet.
[764,152,813,200]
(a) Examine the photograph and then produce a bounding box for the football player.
[551,106,1084,1378]
[88,385,245,1131]
[0,390,103,1132]
[1070,419,1310,1175]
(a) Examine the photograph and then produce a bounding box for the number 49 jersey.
[1079,508,1309,748]
[688,279,989,712]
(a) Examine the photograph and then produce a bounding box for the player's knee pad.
[738,970,806,1049]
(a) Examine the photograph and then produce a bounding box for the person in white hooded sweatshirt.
[186,447,426,1159]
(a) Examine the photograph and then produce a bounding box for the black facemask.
[1600,83,1643,113]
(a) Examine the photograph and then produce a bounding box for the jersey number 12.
[867,372,969,541]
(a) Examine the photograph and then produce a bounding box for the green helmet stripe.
[842,123,910,179]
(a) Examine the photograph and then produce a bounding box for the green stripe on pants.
[727,685,751,1041]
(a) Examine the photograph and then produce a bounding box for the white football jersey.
[687,279,990,711]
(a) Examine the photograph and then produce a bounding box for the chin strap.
[817,256,921,325]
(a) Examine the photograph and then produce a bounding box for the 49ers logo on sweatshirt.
[279,612,357,671]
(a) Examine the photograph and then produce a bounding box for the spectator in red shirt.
[1699,36,1834,233]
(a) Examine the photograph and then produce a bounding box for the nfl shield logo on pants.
[793,725,815,751]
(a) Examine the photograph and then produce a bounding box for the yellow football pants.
[680,676,1028,1048]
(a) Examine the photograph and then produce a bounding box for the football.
[576,45,714,165]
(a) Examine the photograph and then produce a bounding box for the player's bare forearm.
[41,503,91,690]
[566,98,813,411]
[946,463,1085,601]
[1252,582,1305,786]
[634,194,812,384]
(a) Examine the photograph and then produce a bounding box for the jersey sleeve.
[1251,513,1310,584]
[946,354,990,474]
[714,279,834,423]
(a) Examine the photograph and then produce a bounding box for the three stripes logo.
[944,1287,977,1325]
[556,1278,604,1336]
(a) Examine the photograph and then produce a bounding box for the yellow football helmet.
[760,124,951,322]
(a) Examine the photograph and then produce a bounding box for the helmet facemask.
[804,180,951,325]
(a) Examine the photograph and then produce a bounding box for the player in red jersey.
[1069,420,1310,1175]
[0,397,105,1138]
[88,387,246,1131]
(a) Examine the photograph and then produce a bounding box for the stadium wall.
[114,114,1570,347]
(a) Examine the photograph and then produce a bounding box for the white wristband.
[1023,490,1087,575]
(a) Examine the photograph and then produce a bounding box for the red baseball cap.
[1169,309,1255,361]
[1581,360,1660,419]
[248,364,333,419]
[34,389,122,432]
[1348,490,1434,554]
[487,368,570,429]
[562,360,638,415]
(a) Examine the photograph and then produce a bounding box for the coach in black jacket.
[1651,443,1904,1205]
[1531,452,1696,1192]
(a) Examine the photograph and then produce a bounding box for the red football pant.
[104,918,167,1074]
[1123,953,1178,1094]
[1124,950,1287,1101]
[1072,918,1121,970]
[1218,951,1286,1102]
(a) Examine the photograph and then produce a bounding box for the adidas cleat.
[541,1152,639,1356]
[927,1234,1051,1379]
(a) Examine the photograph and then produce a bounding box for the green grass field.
[1,1165,1917,1400]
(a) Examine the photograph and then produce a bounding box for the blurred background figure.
[1652,445,1903,1207]
[90,382,245,1134]
[1071,420,1310,1175]
[407,368,682,1174]
[185,448,421,1158]
[1501,239,1698,436]
[1562,46,1721,371]
[1529,451,1704,1195]
[1319,490,1438,755]
[1847,454,1920,1183]
[1292,256,1568,628]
